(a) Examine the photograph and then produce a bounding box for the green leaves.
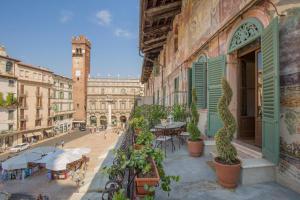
[136,130,155,146]
[129,116,148,130]
[112,189,129,200]
[188,88,201,141]
[215,78,238,164]
[171,104,188,122]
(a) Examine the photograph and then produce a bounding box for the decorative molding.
[228,18,263,53]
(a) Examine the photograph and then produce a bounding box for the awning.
[45,130,53,134]
[33,132,43,137]
[24,133,34,138]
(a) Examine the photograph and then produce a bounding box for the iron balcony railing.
[155,91,188,106]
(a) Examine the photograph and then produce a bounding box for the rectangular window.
[8,80,15,87]
[20,70,24,77]
[174,77,179,105]
[60,91,64,99]
[35,119,41,126]
[8,124,13,131]
[8,110,14,120]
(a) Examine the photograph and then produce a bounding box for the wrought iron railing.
[101,128,135,200]
[155,91,188,106]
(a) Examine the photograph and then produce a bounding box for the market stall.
[1,152,42,180]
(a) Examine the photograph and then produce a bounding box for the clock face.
[75,70,81,77]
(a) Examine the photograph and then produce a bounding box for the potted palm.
[187,89,203,157]
[214,78,241,188]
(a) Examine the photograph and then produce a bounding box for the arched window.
[228,18,263,53]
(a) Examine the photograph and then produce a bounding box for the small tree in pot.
[187,88,204,157]
[214,78,240,188]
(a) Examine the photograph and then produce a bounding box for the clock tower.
[71,35,91,126]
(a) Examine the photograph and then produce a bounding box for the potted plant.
[214,78,241,188]
[130,147,161,196]
[112,189,129,200]
[129,116,147,134]
[135,129,155,150]
[187,88,204,157]
[171,104,187,122]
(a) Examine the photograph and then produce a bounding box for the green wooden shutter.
[194,62,207,109]
[261,17,280,164]
[188,68,193,106]
[207,55,226,137]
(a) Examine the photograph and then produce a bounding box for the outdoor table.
[154,122,186,153]
[154,121,186,130]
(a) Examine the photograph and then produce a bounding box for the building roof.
[18,62,53,73]
[139,0,182,83]
[0,54,21,62]
[53,73,72,81]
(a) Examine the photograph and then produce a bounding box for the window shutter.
[194,62,207,109]
[261,17,280,164]
[188,68,193,106]
[207,55,226,137]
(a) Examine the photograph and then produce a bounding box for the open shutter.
[188,68,193,106]
[207,55,226,137]
[195,62,207,108]
[261,17,280,164]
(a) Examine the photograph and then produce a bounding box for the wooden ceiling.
[140,0,182,83]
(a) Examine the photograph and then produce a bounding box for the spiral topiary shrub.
[215,78,238,164]
[187,88,201,141]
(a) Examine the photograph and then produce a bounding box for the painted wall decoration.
[284,109,300,135]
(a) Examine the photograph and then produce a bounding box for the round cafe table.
[154,121,186,129]
[154,122,186,154]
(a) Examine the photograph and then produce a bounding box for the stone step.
[232,141,263,159]
[240,158,275,185]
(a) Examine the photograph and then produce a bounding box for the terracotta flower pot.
[214,158,241,188]
[135,158,160,195]
[134,144,144,150]
[187,139,204,157]
[135,128,142,135]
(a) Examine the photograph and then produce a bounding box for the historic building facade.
[51,74,74,133]
[140,0,300,193]
[16,62,53,143]
[87,77,143,128]
[0,46,19,148]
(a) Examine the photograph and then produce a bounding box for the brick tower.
[71,35,91,126]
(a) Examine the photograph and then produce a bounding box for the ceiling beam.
[145,1,181,17]
[144,35,167,45]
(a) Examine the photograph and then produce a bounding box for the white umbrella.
[26,146,58,156]
[34,149,64,164]
[2,152,41,170]
[45,151,82,171]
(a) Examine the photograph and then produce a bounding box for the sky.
[0,0,142,78]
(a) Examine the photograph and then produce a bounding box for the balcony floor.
[155,143,300,200]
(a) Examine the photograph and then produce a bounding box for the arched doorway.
[120,116,127,129]
[90,116,97,126]
[100,116,107,129]
[225,17,280,163]
[111,116,117,127]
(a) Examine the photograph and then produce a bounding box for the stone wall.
[277,7,300,193]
